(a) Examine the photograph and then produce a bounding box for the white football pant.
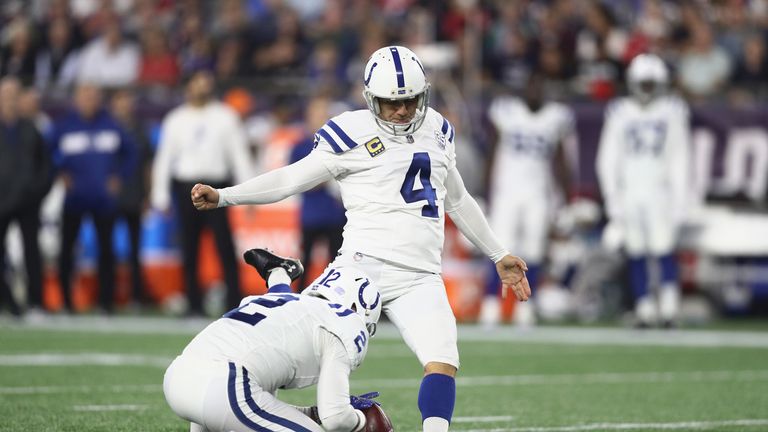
[489,195,549,263]
[164,355,323,432]
[619,197,678,256]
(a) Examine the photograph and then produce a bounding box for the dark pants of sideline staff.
[172,180,241,315]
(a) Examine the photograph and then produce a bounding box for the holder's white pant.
[163,355,322,432]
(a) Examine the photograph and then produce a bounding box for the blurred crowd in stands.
[1,0,767,103]
[1,0,768,320]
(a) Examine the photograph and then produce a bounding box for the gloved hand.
[350,391,381,409]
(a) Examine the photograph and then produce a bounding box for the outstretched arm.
[445,166,531,301]
[191,152,334,210]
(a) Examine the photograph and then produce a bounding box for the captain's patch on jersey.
[365,137,386,157]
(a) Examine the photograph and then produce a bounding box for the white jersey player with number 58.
[190,45,530,432]
[597,53,691,327]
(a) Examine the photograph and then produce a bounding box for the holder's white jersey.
[181,293,369,392]
[312,108,457,273]
[597,95,690,218]
[488,97,574,197]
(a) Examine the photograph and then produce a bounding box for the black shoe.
[661,320,677,330]
[634,320,652,329]
[243,248,304,281]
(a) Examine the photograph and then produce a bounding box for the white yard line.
[455,326,768,348]
[3,352,768,393]
[4,318,768,348]
[4,368,765,396]
[456,419,768,431]
[352,369,768,389]
[72,404,148,412]
[454,416,516,423]
[0,353,172,367]
[0,384,160,394]
[0,316,768,348]
[1,352,766,390]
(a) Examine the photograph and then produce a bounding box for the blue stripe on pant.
[227,362,314,432]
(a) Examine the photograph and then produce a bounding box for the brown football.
[362,404,394,431]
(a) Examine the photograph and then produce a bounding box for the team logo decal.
[312,133,320,149]
[435,131,446,150]
[365,137,386,157]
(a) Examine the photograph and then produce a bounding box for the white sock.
[423,417,450,432]
[189,422,209,432]
[267,268,291,287]
[479,296,501,327]
[514,299,536,327]
[659,283,680,322]
[636,295,657,324]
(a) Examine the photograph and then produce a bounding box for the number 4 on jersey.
[400,152,438,218]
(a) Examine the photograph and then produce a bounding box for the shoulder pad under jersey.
[604,97,631,120]
[313,110,373,154]
[660,95,690,118]
[429,108,456,145]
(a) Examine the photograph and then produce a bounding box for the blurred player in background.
[111,88,153,309]
[164,248,382,432]
[50,83,137,314]
[482,73,576,327]
[289,95,347,290]
[151,70,252,315]
[597,54,691,328]
[190,46,530,432]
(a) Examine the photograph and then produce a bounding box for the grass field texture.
[1,317,767,432]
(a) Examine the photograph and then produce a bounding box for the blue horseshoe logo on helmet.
[364,62,378,86]
[358,279,380,310]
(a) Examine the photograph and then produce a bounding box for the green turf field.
[1,317,767,431]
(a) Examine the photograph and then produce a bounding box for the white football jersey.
[312,108,457,274]
[597,95,690,209]
[181,293,369,392]
[488,97,574,197]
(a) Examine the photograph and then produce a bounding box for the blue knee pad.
[418,373,455,422]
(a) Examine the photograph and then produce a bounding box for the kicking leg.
[243,248,304,292]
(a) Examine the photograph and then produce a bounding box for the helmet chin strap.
[375,116,420,136]
[374,106,427,137]
[364,85,430,137]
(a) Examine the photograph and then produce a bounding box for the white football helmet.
[626,53,668,103]
[362,45,431,136]
[304,266,382,336]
